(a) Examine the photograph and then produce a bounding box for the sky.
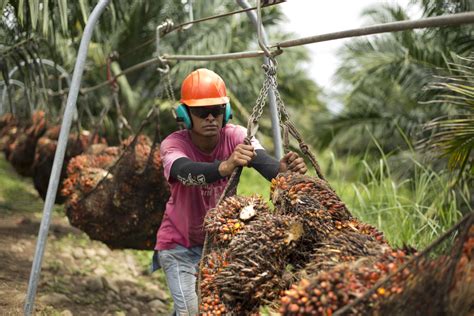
[279,0,418,92]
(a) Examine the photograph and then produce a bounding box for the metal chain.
[263,60,328,181]
[246,62,277,138]
[165,71,176,102]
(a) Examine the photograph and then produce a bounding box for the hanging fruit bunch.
[8,110,47,176]
[0,113,17,136]
[32,125,106,203]
[214,213,303,312]
[62,144,119,210]
[200,194,304,314]
[62,134,169,250]
[0,113,18,155]
[105,134,170,249]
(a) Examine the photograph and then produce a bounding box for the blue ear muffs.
[175,104,192,129]
[175,103,233,129]
[223,102,233,127]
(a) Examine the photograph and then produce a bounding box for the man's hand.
[219,144,256,177]
[279,151,307,174]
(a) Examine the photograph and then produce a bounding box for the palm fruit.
[62,144,119,212]
[8,110,47,176]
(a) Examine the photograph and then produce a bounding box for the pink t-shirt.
[155,124,263,250]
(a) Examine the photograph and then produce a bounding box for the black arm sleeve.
[249,149,280,181]
[169,157,225,186]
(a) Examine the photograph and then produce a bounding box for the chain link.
[247,62,277,137]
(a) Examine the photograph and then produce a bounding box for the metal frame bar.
[23,0,112,314]
[237,0,283,159]
[273,11,474,48]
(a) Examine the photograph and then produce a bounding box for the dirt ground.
[0,158,171,316]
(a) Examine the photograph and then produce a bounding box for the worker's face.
[189,105,225,137]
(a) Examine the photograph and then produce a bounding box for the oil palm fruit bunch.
[378,223,473,316]
[0,113,17,136]
[63,135,169,249]
[213,210,303,313]
[62,144,119,210]
[280,248,410,315]
[0,113,18,155]
[204,195,269,247]
[8,110,47,176]
[32,125,106,203]
[106,135,169,249]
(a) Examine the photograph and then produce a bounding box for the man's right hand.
[218,144,256,177]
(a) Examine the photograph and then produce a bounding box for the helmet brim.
[180,96,230,107]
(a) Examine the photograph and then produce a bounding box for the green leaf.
[18,0,25,26]
[58,0,68,34]
[79,0,89,24]
[28,0,39,30]
[41,0,49,35]
[1,0,9,13]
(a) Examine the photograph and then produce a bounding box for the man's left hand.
[279,151,307,174]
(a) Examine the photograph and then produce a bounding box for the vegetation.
[1,0,472,259]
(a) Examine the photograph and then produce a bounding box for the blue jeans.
[153,245,203,316]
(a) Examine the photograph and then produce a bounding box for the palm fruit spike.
[213,211,303,313]
[300,231,389,277]
[204,195,269,247]
[337,218,386,243]
[271,172,352,221]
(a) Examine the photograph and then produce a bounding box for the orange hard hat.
[180,68,230,107]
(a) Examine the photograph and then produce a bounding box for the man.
[153,68,307,315]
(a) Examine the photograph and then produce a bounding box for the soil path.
[0,158,171,316]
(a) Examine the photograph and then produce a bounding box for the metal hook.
[157,56,170,74]
[155,19,174,58]
[182,0,194,31]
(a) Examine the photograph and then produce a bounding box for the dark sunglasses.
[189,105,226,119]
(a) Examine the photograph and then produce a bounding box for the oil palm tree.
[420,55,474,180]
[1,0,323,149]
[316,0,474,156]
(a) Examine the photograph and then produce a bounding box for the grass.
[0,155,44,213]
[238,166,271,198]
[328,152,468,249]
